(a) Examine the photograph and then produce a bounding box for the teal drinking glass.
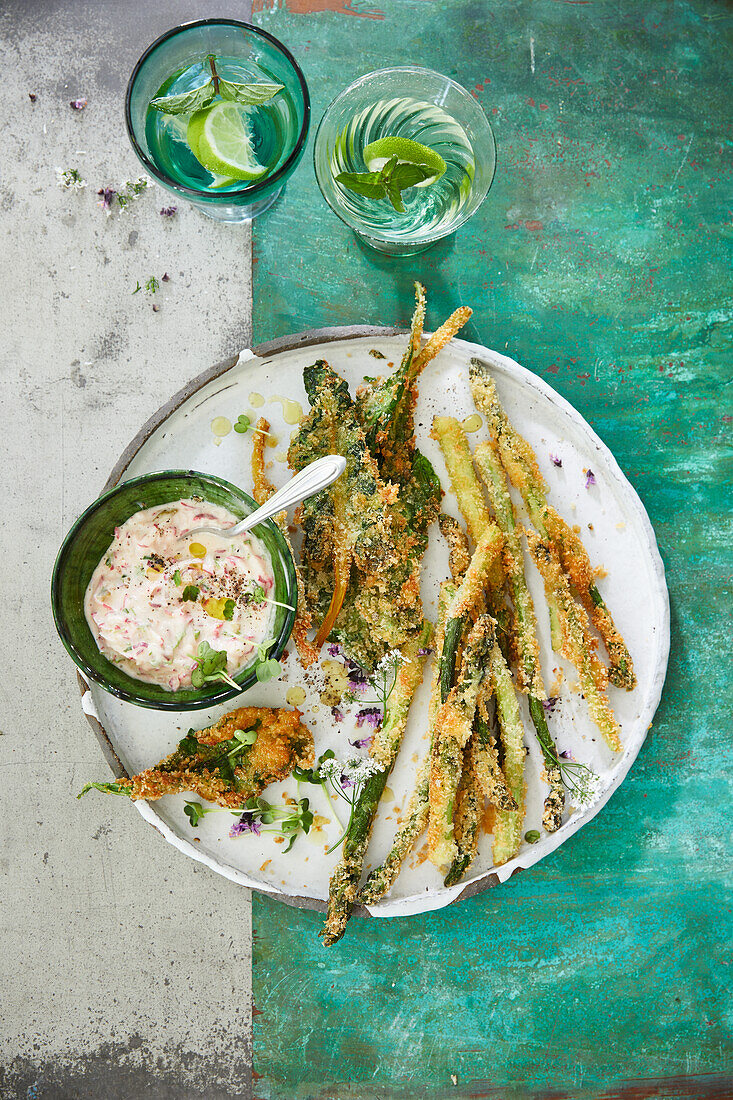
[126,19,310,222]
[314,67,495,255]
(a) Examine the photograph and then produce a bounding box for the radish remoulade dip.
[84,499,277,690]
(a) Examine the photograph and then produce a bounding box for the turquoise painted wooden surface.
[250,1,732,1096]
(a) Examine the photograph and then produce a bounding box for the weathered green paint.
[251,1,732,1096]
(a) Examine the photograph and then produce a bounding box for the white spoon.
[184,455,346,540]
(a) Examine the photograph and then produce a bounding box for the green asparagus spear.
[444,731,483,886]
[321,621,432,945]
[527,533,621,752]
[485,616,527,866]
[428,617,493,872]
[359,584,455,906]
[469,359,635,690]
[473,440,564,831]
[474,692,518,813]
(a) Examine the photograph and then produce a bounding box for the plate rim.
[75,325,671,919]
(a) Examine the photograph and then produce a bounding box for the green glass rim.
[125,18,311,201]
[51,469,297,710]
[313,65,496,245]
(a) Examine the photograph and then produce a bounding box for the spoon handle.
[230,455,346,535]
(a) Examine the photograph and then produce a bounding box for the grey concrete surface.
[1,3,258,1097]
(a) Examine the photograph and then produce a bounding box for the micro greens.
[524,830,541,844]
[172,569,182,586]
[183,794,313,853]
[190,640,240,691]
[223,598,236,621]
[233,414,273,438]
[145,276,160,294]
[77,781,130,799]
[335,154,433,214]
[149,54,283,115]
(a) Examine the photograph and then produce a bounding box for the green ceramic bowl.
[51,470,297,710]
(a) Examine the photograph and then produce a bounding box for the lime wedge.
[363,136,446,187]
[187,101,267,182]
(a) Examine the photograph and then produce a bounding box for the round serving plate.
[75,327,670,919]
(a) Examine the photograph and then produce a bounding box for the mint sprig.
[335,154,433,213]
[149,54,283,115]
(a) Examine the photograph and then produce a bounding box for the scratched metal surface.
[249,1,732,1098]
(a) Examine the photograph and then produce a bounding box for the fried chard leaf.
[288,360,397,654]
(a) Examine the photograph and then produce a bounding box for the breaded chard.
[78,707,315,808]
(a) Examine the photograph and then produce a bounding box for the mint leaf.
[173,569,182,586]
[218,79,284,106]
[390,162,432,189]
[335,153,433,213]
[181,585,199,602]
[335,171,386,200]
[385,185,406,214]
[223,598,236,621]
[149,81,216,115]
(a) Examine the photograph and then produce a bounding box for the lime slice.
[363,136,446,187]
[187,101,267,182]
[187,108,240,188]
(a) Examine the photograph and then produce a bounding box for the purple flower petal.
[152,304,160,313]
[160,208,177,218]
[542,696,559,712]
[161,272,170,281]
[550,454,562,467]
[230,812,261,837]
[70,98,87,110]
[96,187,117,211]
[585,468,596,488]
[417,647,433,656]
[327,643,341,657]
[340,774,354,789]
[559,749,574,761]
[356,707,382,729]
[349,734,374,749]
[28,92,37,103]
[346,660,368,684]
[331,707,344,723]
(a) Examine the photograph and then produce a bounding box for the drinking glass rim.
[125,18,311,201]
[313,65,496,245]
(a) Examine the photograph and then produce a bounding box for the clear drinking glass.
[314,67,496,255]
[125,19,310,223]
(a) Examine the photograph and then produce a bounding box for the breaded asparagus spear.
[527,533,622,752]
[469,359,635,690]
[322,621,432,945]
[431,415,515,666]
[474,690,518,813]
[485,617,527,865]
[444,731,483,886]
[359,583,455,906]
[474,440,564,831]
[428,616,493,872]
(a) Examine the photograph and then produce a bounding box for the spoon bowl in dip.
[184,455,346,540]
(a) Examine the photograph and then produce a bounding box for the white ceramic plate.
[77,328,670,918]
